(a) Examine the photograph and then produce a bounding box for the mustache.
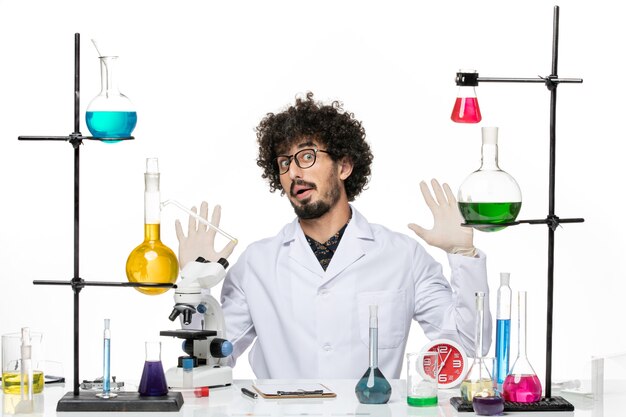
[290,179,317,197]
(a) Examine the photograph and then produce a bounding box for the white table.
[1,379,618,416]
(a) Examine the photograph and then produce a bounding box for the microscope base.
[165,365,232,388]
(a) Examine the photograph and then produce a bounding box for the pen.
[241,387,258,399]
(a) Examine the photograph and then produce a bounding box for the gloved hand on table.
[175,201,238,269]
[408,179,476,257]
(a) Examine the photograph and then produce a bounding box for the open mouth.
[291,181,316,200]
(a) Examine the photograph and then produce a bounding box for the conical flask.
[458,127,522,232]
[503,291,542,402]
[125,158,179,295]
[355,305,392,404]
[451,70,482,123]
[138,341,168,396]
[460,292,495,402]
[86,56,137,141]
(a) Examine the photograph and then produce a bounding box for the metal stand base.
[56,391,184,412]
[450,396,574,412]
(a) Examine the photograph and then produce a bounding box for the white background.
[0,0,623,387]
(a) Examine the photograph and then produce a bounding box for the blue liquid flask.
[355,305,392,404]
[86,56,137,141]
[495,273,512,389]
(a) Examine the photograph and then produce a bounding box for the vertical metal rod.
[72,32,81,396]
[545,5,560,399]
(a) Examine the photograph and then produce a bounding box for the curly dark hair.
[256,92,373,201]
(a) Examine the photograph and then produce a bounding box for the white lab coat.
[220,206,491,379]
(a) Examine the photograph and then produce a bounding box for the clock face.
[420,339,468,389]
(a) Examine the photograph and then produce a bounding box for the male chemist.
[176,93,491,379]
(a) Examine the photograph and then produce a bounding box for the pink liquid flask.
[451,97,482,123]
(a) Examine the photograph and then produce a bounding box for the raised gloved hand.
[408,179,476,256]
[175,201,238,269]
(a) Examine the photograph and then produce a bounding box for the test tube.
[97,319,117,398]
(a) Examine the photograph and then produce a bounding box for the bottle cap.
[500,272,510,285]
[182,357,194,371]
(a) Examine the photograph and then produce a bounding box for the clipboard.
[252,383,336,399]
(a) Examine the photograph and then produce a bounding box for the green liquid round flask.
[458,127,522,232]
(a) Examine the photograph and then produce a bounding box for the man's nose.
[288,159,303,180]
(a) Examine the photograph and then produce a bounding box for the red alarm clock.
[420,339,469,389]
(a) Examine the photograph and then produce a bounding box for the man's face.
[277,139,343,220]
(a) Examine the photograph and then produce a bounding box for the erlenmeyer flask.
[138,341,168,396]
[126,158,179,295]
[86,56,137,141]
[451,70,482,123]
[355,305,392,404]
[458,127,522,232]
[460,292,495,402]
[503,291,542,402]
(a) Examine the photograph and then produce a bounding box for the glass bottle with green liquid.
[458,127,522,232]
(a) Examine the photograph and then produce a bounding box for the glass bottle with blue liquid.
[86,55,137,141]
[495,272,512,391]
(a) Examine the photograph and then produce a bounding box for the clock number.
[452,359,462,368]
[424,357,432,367]
[438,374,448,383]
[438,345,449,354]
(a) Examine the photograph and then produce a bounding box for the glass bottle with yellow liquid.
[460,292,495,401]
[126,158,178,295]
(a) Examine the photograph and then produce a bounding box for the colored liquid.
[503,374,542,403]
[473,396,505,416]
[138,361,168,396]
[451,97,482,123]
[86,111,137,140]
[460,378,494,402]
[103,338,111,394]
[1,371,44,394]
[355,367,392,404]
[495,319,511,386]
[407,396,437,406]
[458,202,522,232]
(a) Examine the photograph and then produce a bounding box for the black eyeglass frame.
[275,148,330,175]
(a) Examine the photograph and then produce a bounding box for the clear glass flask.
[503,291,542,402]
[451,70,482,123]
[494,272,512,390]
[138,341,168,396]
[86,56,137,141]
[458,127,522,232]
[460,292,495,402]
[355,305,392,404]
[125,158,179,295]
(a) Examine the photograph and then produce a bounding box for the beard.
[289,171,342,220]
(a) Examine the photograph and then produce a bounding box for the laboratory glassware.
[503,291,542,402]
[460,292,495,402]
[138,341,168,396]
[355,305,392,404]
[182,357,193,389]
[451,70,482,123]
[126,158,179,295]
[406,352,438,406]
[2,329,44,395]
[458,127,522,232]
[494,272,512,389]
[96,319,116,399]
[86,55,137,140]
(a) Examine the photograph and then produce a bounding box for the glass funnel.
[451,70,482,123]
[355,305,392,404]
[503,291,542,402]
[460,292,495,402]
[126,158,179,295]
[86,56,137,141]
[458,127,522,232]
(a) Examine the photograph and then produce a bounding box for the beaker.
[138,341,168,396]
[86,56,137,140]
[406,352,438,407]
[1,330,44,395]
[126,158,179,295]
[460,292,495,402]
[355,305,392,404]
[458,127,522,232]
[451,70,482,123]
[503,291,542,402]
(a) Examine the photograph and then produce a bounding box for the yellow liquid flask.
[126,158,178,295]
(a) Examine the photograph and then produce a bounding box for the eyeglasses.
[275,148,330,175]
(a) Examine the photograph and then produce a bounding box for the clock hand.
[437,349,452,374]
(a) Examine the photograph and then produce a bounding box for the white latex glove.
[408,179,476,256]
[175,201,238,269]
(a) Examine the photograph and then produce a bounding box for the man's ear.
[338,157,354,180]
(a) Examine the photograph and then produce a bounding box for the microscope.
[160,257,233,388]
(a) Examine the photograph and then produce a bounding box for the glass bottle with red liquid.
[451,70,482,123]
[503,291,542,402]
[138,341,168,396]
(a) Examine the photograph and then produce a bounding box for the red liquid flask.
[451,97,482,123]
